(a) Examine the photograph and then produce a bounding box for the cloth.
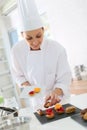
[11,38,72,97]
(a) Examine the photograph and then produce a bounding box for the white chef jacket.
[11,38,72,97]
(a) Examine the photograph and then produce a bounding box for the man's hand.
[44,88,64,106]
[21,81,31,86]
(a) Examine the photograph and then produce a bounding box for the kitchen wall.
[36,0,87,77]
[1,0,87,78]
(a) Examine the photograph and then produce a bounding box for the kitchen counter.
[19,93,87,130]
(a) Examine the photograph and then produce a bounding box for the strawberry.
[29,91,35,95]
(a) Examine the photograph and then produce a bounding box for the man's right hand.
[21,81,31,86]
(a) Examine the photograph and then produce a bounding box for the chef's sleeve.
[54,48,72,98]
[10,50,27,87]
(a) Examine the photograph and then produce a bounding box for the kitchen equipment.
[0,107,18,121]
[0,116,30,130]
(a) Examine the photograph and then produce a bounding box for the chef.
[11,0,72,106]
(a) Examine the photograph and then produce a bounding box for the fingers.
[44,93,61,107]
[21,81,31,86]
[50,94,61,106]
[44,95,51,103]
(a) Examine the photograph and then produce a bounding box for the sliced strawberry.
[59,107,64,111]
[29,91,35,95]
[46,108,53,115]
[56,107,64,112]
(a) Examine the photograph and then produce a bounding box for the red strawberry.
[59,107,64,111]
[56,107,64,114]
[29,91,35,95]
[46,108,53,115]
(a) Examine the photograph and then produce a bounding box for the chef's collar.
[30,48,41,51]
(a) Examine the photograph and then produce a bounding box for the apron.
[26,49,46,111]
[26,45,55,92]
[25,43,56,111]
[27,49,45,87]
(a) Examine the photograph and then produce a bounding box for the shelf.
[2,84,14,91]
[0,37,2,40]
[0,30,19,104]
[0,70,10,76]
[0,60,8,63]
[1,84,15,99]
[0,47,4,49]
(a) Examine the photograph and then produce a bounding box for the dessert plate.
[20,86,46,111]
[71,113,87,128]
[34,103,81,124]
[20,86,36,99]
[20,86,45,99]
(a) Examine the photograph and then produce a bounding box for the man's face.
[22,28,44,50]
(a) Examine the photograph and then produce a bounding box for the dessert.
[44,101,51,108]
[54,103,64,114]
[65,106,76,114]
[37,109,44,116]
[45,108,55,119]
[29,91,35,96]
[34,87,41,93]
[81,108,87,117]
[28,87,41,96]
[83,112,87,121]
[54,103,62,110]
[80,108,87,120]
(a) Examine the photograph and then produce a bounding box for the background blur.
[0,0,87,107]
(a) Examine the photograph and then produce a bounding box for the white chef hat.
[17,0,43,32]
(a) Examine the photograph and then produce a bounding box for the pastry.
[37,109,44,116]
[65,106,76,114]
[44,101,51,108]
[54,103,62,110]
[34,87,41,93]
[81,108,87,117]
[80,108,87,120]
[29,91,35,96]
[54,103,64,114]
[83,112,87,121]
[46,112,55,119]
[45,108,55,119]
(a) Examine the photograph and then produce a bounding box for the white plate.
[20,86,35,99]
[20,85,46,99]
[20,86,47,111]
